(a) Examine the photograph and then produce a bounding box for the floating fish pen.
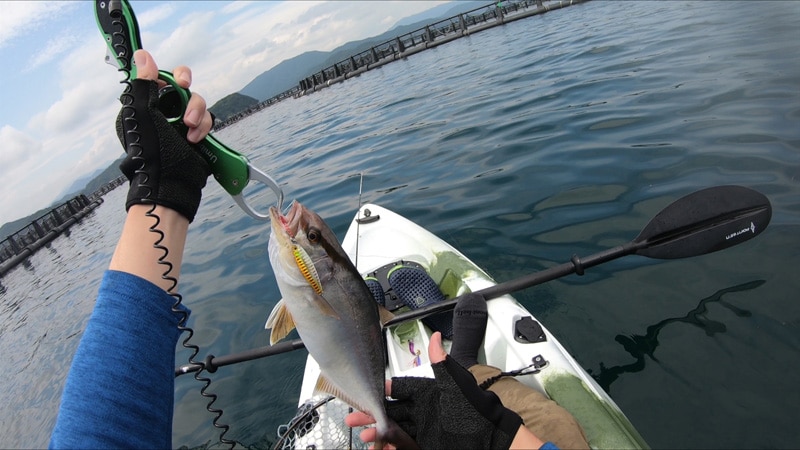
[215,87,301,129]
[215,0,584,130]
[0,177,124,277]
[297,0,584,96]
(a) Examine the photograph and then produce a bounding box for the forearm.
[50,271,189,448]
[51,47,211,448]
[110,204,189,292]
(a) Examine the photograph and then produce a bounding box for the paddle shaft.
[383,241,642,327]
[174,244,634,376]
[173,244,634,376]
[175,338,305,376]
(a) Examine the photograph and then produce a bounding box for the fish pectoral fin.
[265,299,296,345]
[315,375,366,412]
[312,293,341,320]
[377,305,395,326]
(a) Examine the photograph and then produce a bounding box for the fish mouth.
[269,201,303,240]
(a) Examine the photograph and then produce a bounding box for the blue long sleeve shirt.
[50,270,189,449]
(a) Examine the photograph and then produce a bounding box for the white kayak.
[275,204,649,449]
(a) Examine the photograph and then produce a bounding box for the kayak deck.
[280,204,648,449]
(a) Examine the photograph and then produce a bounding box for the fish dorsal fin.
[315,374,367,412]
[265,299,296,345]
[377,305,394,326]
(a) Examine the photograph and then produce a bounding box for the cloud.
[29,39,121,135]
[221,1,261,15]
[0,28,125,225]
[33,82,110,135]
[137,3,178,28]
[0,96,122,225]
[0,125,49,225]
[0,125,42,177]
[74,127,123,172]
[25,32,80,72]
[96,1,451,105]
[184,1,359,100]
[0,1,78,48]
[150,11,216,70]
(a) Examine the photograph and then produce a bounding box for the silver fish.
[266,201,416,449]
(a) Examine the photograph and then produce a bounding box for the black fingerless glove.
[116,79,211,222]
[386,355,523,450]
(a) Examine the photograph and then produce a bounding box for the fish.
[266,201,417,449]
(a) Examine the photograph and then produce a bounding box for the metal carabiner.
[232,163,284,221]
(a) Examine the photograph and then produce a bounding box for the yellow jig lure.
[293,245,323,294]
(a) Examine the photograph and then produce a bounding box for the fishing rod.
[176,184,771,376]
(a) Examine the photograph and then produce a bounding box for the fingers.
[428,331,447,364]
[346,412,399,450]
[172,65,192,88]
[359,427,377,443]
[357,427,397,450]
[133,50,158,80]
[184,93,212,143]
[345,411,376,428]
[131,50,211,143]
[171,65,211,142]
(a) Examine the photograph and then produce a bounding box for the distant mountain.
[443,1,497,20]
[80,156,125,198]
[390,1,486,30]
[239,51,330,101]
[314,21,433,70]
[53,154,124,207]
[208,92,260,122]
[213,1,496,109]
[0,155,125,240]
[58,166,105,200]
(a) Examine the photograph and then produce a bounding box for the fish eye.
[307,228,321,243]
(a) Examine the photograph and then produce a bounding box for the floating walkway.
[215,0,585,129]
[297,0,585,96]
[0,177,125,277]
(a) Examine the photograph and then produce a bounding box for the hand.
[346,332,540,450]
[116,49,212,222]
[130,50,213,143]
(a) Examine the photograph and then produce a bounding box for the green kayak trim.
[543,371,649,449]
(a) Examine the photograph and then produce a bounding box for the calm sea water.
[2,1,799,448]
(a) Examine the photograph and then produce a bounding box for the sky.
[0,0,450,227]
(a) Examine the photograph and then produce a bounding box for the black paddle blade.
[634,185,771,259]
